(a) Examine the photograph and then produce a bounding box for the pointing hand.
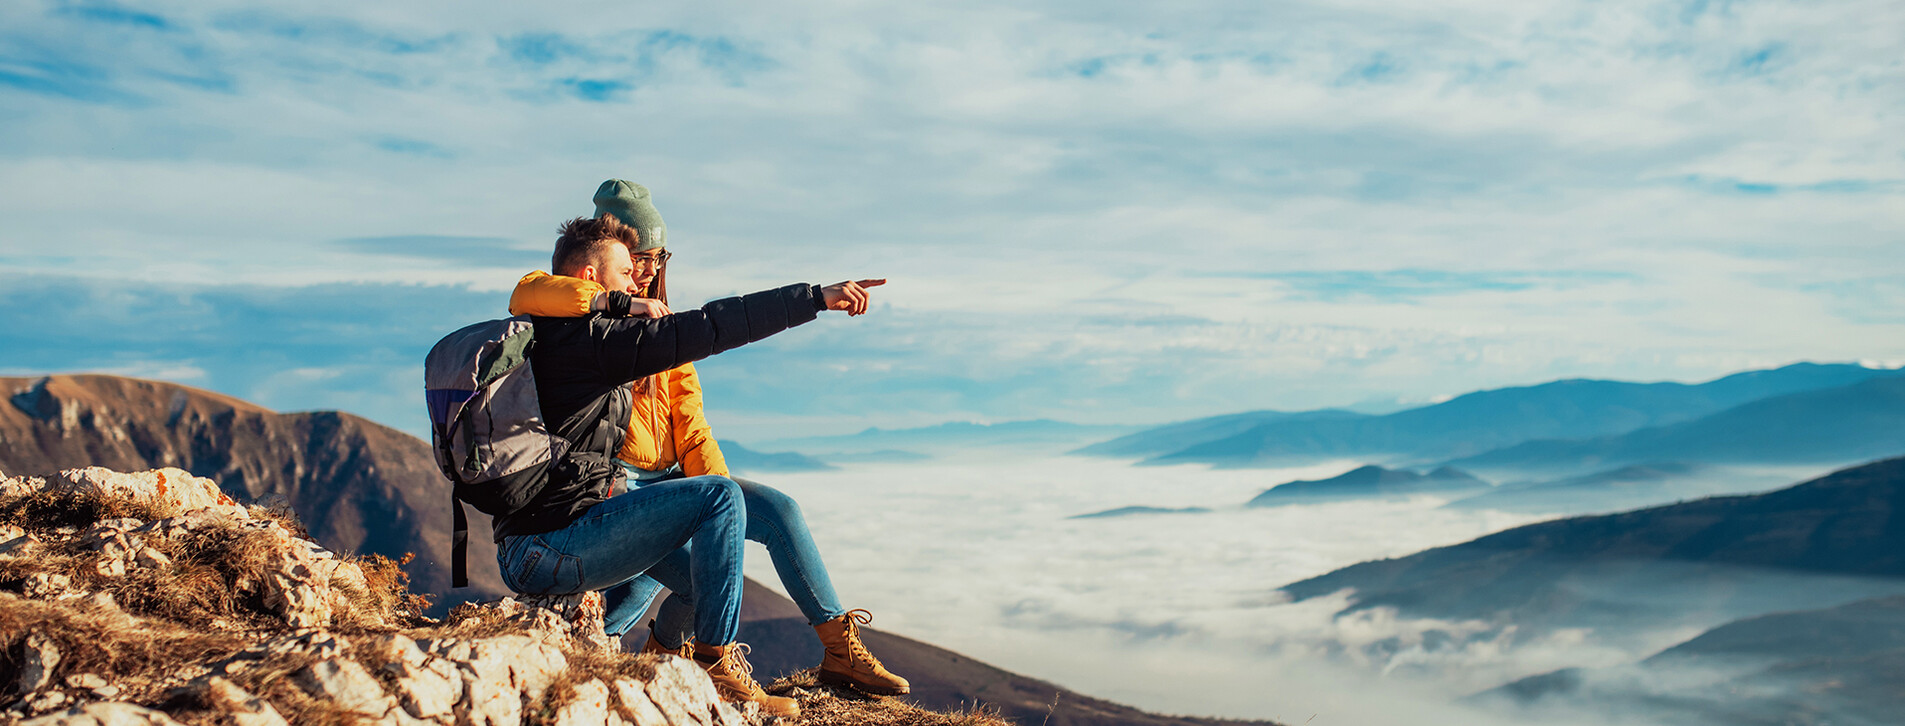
[820,279,887,316]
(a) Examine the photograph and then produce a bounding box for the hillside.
[761,420,1136,458]
[1445,375,1905,475]
[0,375,505,601]
[1245,465,1486,506]
[1,375,1279,726]
[1281,457,1905,635]
[1071,410,1366,459]
[1119,363,1902,468]
[1474,596,1905,726]
[717,440,835,474]
[717,588,1273,726]
[0,465,1017,726]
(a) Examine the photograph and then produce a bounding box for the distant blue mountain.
[1446,376,1905,475]
[1072,409,1368,458]
[820,449,933,463]
[716,440,835,474]
[1106,362,1902,468]
[761,419,1137,455]
[1280,456,1905,636]
[1444,463,1703,513]
[1475,596,1905,725]
[1246,464,1488,507]
[1068,505,1213,520]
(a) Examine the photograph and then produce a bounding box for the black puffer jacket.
[490,282,823,540]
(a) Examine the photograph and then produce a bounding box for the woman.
[506,179,908,696]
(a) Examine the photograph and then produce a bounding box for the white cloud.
[1,0,1901,432]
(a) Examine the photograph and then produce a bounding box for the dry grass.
[0,595,246,704]
[0,490,429,633]
[0,488,177,532]
[246,502,312,541]
[344,552,433,628]
[766,669,1013,726]
[433,599,529,640]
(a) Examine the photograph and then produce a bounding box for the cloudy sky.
[2,0,1900,440]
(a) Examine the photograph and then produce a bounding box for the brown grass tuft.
[347,552,432,627]
[246,502,312,541]
[766,669,1013,726]
[0,488,176,532]
[0,594,247,702]
[433,600,525,640]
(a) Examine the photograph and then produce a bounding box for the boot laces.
[716,642,757,678]
[840,609,880,666]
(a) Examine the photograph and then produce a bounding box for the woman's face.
[631,247,666,295]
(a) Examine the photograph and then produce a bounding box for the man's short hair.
[552,215,641,276]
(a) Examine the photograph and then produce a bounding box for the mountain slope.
[707,582,1282,726]
[1475,596,1905,726]
[0,374,503,600]
[1448,376,1905,474]
[1281,457,1905,633]
[4,374,1278,726]
[763,419,1136,457]
[1072,409,1366,459]
[717,439,835,474]
[1137,362,1903,467]
[1245,465,1486,506]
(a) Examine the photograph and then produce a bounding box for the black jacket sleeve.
[592,282,821,385]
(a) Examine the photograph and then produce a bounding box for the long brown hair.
[642,258,668,305]
[632,250,668,394]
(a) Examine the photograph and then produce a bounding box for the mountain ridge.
[1280,456,1905,634]
[1082,362,1903,468]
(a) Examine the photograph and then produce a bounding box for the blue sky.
[1,0,1901,440]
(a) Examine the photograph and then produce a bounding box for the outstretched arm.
[594,282,827,385]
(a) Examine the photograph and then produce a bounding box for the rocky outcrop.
[0,375,505,601]
[0,467,751,726]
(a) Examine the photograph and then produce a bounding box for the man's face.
[588,243,640,294]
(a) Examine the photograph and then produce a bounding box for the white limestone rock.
[196,677,290,726]
[15,632,61,695]
[552,679,629,726]
[611,678,671,726]
[0,533,43,557]
[19,702,189,726]
[52,468,248,520]
[644,657,721,726]
[292,658,397,720]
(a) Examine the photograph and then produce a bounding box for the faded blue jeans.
[601,464,847,646]
[496,474,747,645]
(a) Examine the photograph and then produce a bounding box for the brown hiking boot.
[814,609,910,695]
[639,621,692,659]
[693,642,799,718]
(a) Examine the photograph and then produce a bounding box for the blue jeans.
[496,474,747,645]
[601,465,847,646]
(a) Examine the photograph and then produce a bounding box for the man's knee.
[738,479,802,520]
[683,475,744,515]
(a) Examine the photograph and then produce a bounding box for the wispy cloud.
[0,0,1900,435]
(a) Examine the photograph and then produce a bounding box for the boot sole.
[818,669,911,696]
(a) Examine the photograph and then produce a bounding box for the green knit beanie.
[592,179,667,251]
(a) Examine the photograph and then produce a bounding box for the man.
[492,212,880,716]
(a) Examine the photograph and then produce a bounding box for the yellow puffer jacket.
[508,271,730,478]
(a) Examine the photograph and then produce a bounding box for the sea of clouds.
[739,452,1846,725]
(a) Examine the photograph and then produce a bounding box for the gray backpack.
[424,316,570,587]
